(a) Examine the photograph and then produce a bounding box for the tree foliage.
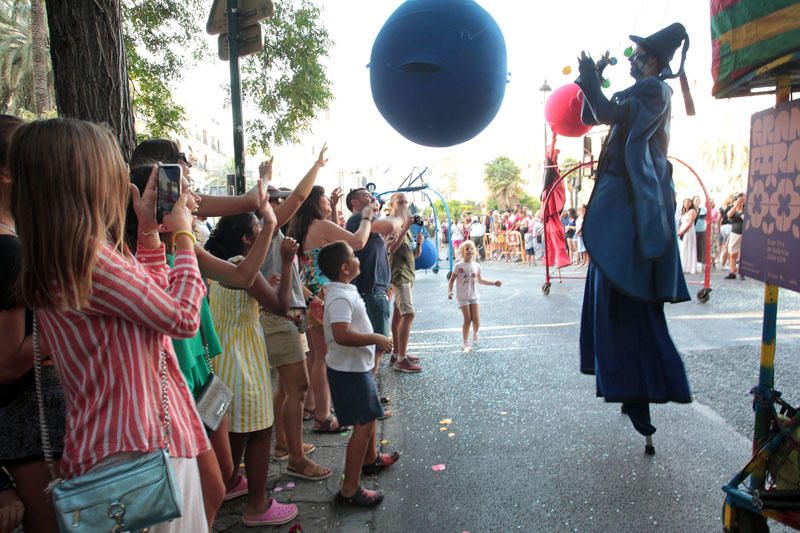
[2,0,332,152]
[484,156,524,210]
[242,0,333,154]
[121,0,208,139]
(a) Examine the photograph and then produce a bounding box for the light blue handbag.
[33,317,183,532]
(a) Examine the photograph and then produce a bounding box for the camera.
[412,215,425,226]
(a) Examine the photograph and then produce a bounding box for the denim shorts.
[360,290,390,336]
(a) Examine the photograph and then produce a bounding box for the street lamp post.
[539,80,552,167]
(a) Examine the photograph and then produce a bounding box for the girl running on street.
[447,240,502,352]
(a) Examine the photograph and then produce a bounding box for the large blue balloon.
[414,238,438,270]
[369,0,507,147]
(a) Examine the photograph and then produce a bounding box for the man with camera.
[386,192,424,373]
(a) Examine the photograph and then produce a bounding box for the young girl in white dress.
[447,240,502,352]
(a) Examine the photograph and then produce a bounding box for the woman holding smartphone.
[11,118,210,531]
[127,159,276,528]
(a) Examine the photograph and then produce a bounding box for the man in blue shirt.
[345,188,402,369]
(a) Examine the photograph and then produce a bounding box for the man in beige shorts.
[260,153,332,481]
[387,192,423,373]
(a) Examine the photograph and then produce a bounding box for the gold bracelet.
[172,230,197,247]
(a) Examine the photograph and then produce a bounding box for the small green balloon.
[602,79,611,89]
[624,46,633,57]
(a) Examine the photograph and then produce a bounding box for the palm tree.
[0,0,53,115]
[484,156,524,210]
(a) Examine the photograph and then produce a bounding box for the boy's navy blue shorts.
[326,367,384,427]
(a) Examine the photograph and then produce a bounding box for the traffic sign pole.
[227,0,246,195]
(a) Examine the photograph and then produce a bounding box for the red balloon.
[544,83,592,137]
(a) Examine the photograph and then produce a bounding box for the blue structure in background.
[372,168,455,277]
[369,0,508,147]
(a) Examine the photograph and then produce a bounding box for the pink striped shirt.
[37,243,210,478]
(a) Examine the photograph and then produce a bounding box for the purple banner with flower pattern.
[741,100,800,293]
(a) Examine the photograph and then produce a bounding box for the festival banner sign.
[740,99,800,292]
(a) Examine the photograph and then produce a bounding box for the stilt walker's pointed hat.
[630,22,695,115]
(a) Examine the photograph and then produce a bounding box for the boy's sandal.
[361,451,401,475]
[286,461,332,481]
[313,415,349,434]
[273,443,316,462]
[379,395,391,405]
[302,409,315,421]
[335,486,384,508]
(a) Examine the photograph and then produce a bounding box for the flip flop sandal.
[242,499,298,527]
[335,486,384,508]
[313,415,349,434]
[273,443,316,461]
[302,409,315,421]
[286,462,332,481]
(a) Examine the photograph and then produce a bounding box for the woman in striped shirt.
[10,118,210,532]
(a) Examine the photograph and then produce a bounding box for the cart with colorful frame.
[711,1,800,531]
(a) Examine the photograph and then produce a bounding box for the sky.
[178,0,777,203]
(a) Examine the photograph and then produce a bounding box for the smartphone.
[156,164,182,223]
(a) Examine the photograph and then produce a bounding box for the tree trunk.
[45,0,136,161]
[30,0,48,115]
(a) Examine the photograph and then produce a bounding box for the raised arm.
[274,145,328,227]
[195,157,273,218]
[575,51,627,126]
[245,236,297,315]
[388,217,414,254]
[319,206,374,250]
[195,181,277,288]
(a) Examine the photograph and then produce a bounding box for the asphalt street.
[217,261,800,533]
[365,261,800,533]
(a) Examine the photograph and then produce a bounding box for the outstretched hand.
[259,157,273,182]
[130,165,159,234]
[577,51,597,77]
[596,50,612,75]
[315,143,328,168]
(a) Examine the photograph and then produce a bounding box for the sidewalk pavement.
[215,366,400,533]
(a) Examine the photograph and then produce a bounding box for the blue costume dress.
[576,68,692,436]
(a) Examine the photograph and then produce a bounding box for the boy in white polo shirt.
[316,241,401,507]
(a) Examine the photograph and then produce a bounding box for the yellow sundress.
[208,260,273,433]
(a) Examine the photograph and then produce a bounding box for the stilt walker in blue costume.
[576,23,695,455]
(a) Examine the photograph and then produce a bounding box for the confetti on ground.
[439,418,452,425]
[499,411,508,415]
[339,431,349,436]
[289,525,303,533]
[380,439,389,445]
[439,427,448,431]
[432,464,446,472]
[448,432,455,438]
[274,486,284,493]
[286,482,296,489]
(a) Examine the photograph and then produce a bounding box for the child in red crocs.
[317,241,401,507]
